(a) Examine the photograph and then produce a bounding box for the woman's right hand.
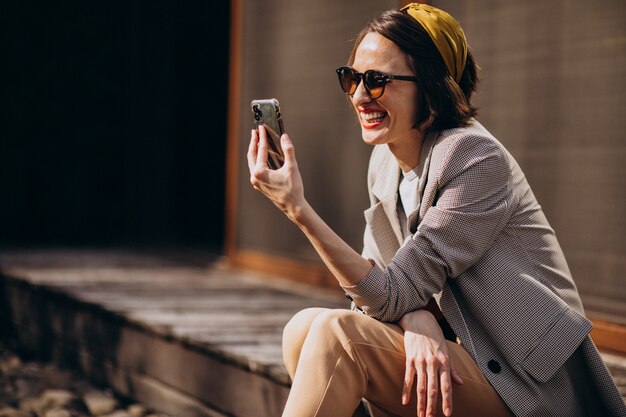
[247,125,307,222]
[399,310,463,417]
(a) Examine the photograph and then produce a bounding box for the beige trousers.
[282,308,514,417]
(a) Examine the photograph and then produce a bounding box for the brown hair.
[348,10,479,131]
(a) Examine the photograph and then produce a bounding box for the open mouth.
[359,111,387,128]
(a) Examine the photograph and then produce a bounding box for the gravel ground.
[0,344,169,417]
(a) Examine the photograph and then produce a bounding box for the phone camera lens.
[253,105,263,122]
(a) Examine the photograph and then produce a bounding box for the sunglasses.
[336,66,418,99]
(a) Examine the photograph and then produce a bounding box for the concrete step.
[0,249,348,417]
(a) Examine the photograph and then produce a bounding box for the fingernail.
[445,408,451,416]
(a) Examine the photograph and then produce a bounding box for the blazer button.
[488,360,501,374]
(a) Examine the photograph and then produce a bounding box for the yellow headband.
[400,3,468,83]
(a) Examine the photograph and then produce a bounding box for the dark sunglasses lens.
[364,71,385,98]
[338,67,358,94]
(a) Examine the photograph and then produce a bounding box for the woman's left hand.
[247,125,307,222]
[399,309,464,417]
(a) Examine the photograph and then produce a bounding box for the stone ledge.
[0,249,347,417]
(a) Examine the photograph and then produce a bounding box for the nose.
[351,78,371,107]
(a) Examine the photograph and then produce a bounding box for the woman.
[247,4,625,417]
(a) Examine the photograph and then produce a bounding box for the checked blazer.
[342,120,626,417]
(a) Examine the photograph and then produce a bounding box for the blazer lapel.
[408,130,439,233]
[364,130,440,265]
[364,148,402,265]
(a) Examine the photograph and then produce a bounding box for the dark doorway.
[2,1,230,250]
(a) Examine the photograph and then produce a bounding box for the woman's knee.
[305,308,365,348]
[282,307,328,377]
[283,307,329,348]
[283,308,363,361]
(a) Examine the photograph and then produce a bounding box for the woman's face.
[351,32,419,148]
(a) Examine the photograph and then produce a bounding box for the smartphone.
[251,98,285,170]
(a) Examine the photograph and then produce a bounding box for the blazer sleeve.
[344,134,514,322]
